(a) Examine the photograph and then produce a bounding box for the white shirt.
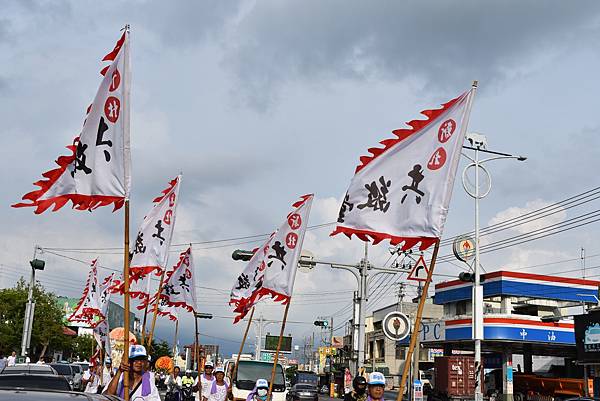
[7,356,16,366]
[207,383,228,401]
[83,370,100,393]
[200,374,215,399]
[102,367,114,386]
[165,375,182,388]
[112,376,161,401]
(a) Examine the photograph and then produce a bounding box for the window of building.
[395,344,405,360]
[377,340,385,358]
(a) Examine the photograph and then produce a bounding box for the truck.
[224,359,288,401]
[431,356,483,401]
[292,371,318,387]
[484,369,592,401]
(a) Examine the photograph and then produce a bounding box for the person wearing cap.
[102,358,114,388]
[82,363,102,394]
[104,344,161,401]
[199,362,215,401]
[245,378,269,401]
[345,376,367,401]
[206,367,233,401]
[366,372,386,401]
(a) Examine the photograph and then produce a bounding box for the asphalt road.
[159,391,403,401]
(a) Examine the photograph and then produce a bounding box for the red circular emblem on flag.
[288,213,302,230]
[109,69,121,92]
[427,147,447,170]
[104,96,121,123]
[286,232,299,249]
[438,119,456,143]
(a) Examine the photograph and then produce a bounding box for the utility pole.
[462,135,526,401]
[299,243,406,376]
[21,246,44,358]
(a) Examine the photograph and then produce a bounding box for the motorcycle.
[181,382,195,401]
[165,378,181,401]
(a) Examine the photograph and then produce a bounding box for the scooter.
[181,382,195,401]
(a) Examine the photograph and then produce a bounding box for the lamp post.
[462,134,526,401]
[298,245,404,375]
[21,245,45,357]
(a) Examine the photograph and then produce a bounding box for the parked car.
[0,364,58,375]
[50,364,76,391]
[0,373,70,391]
[69,364,83,391]
[72,362,90,374]
[287,384,319,401]
[0,388,122,400]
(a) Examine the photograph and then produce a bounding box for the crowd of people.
[2,346,390,401]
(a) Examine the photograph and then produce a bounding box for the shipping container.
[434,356,483,398]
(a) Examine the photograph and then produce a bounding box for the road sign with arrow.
[407,255,429,282]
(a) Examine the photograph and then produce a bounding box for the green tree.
[67,334,95,361]
[0,278,67,358]
[149,338,172,360]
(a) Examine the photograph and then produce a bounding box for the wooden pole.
[267,300,292,401]
[195,314,201,376]
[122,200,131,401]
[397,239,440,401]
[230,307,255,384]
[172,319,179,358]
[146,268,167,350]
[141,302,149,346]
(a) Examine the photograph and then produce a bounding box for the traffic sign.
[407,255,429,282]
[453,234,476,263]
[382,311,410,341]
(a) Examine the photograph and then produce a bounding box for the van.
[224,359,288,401]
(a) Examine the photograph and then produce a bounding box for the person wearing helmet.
[182,369,196,387]
[367,372,386,401]
[206,367,233,401]
[104,345,161,401]
[200,361,215,401]
[344,376,367,401]
[246,378,269,401]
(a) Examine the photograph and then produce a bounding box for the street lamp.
[462,133,526,401]
[21,246,44,357]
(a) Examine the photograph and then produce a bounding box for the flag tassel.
[396,239,440,401]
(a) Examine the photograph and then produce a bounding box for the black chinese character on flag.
[357,176,391,212]
[401,165,425,204]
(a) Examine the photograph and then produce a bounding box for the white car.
[224,359,288,401]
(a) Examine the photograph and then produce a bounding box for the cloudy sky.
[2,1,600,358]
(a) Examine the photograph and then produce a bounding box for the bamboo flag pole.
[172,319,179,358]
[230,307,255,384]
[267,301,292,401]
[122,200,131,401]
[146,268,168,350]
[396,239,440,401]
[141,302,150,346]
[195,313,201,377]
